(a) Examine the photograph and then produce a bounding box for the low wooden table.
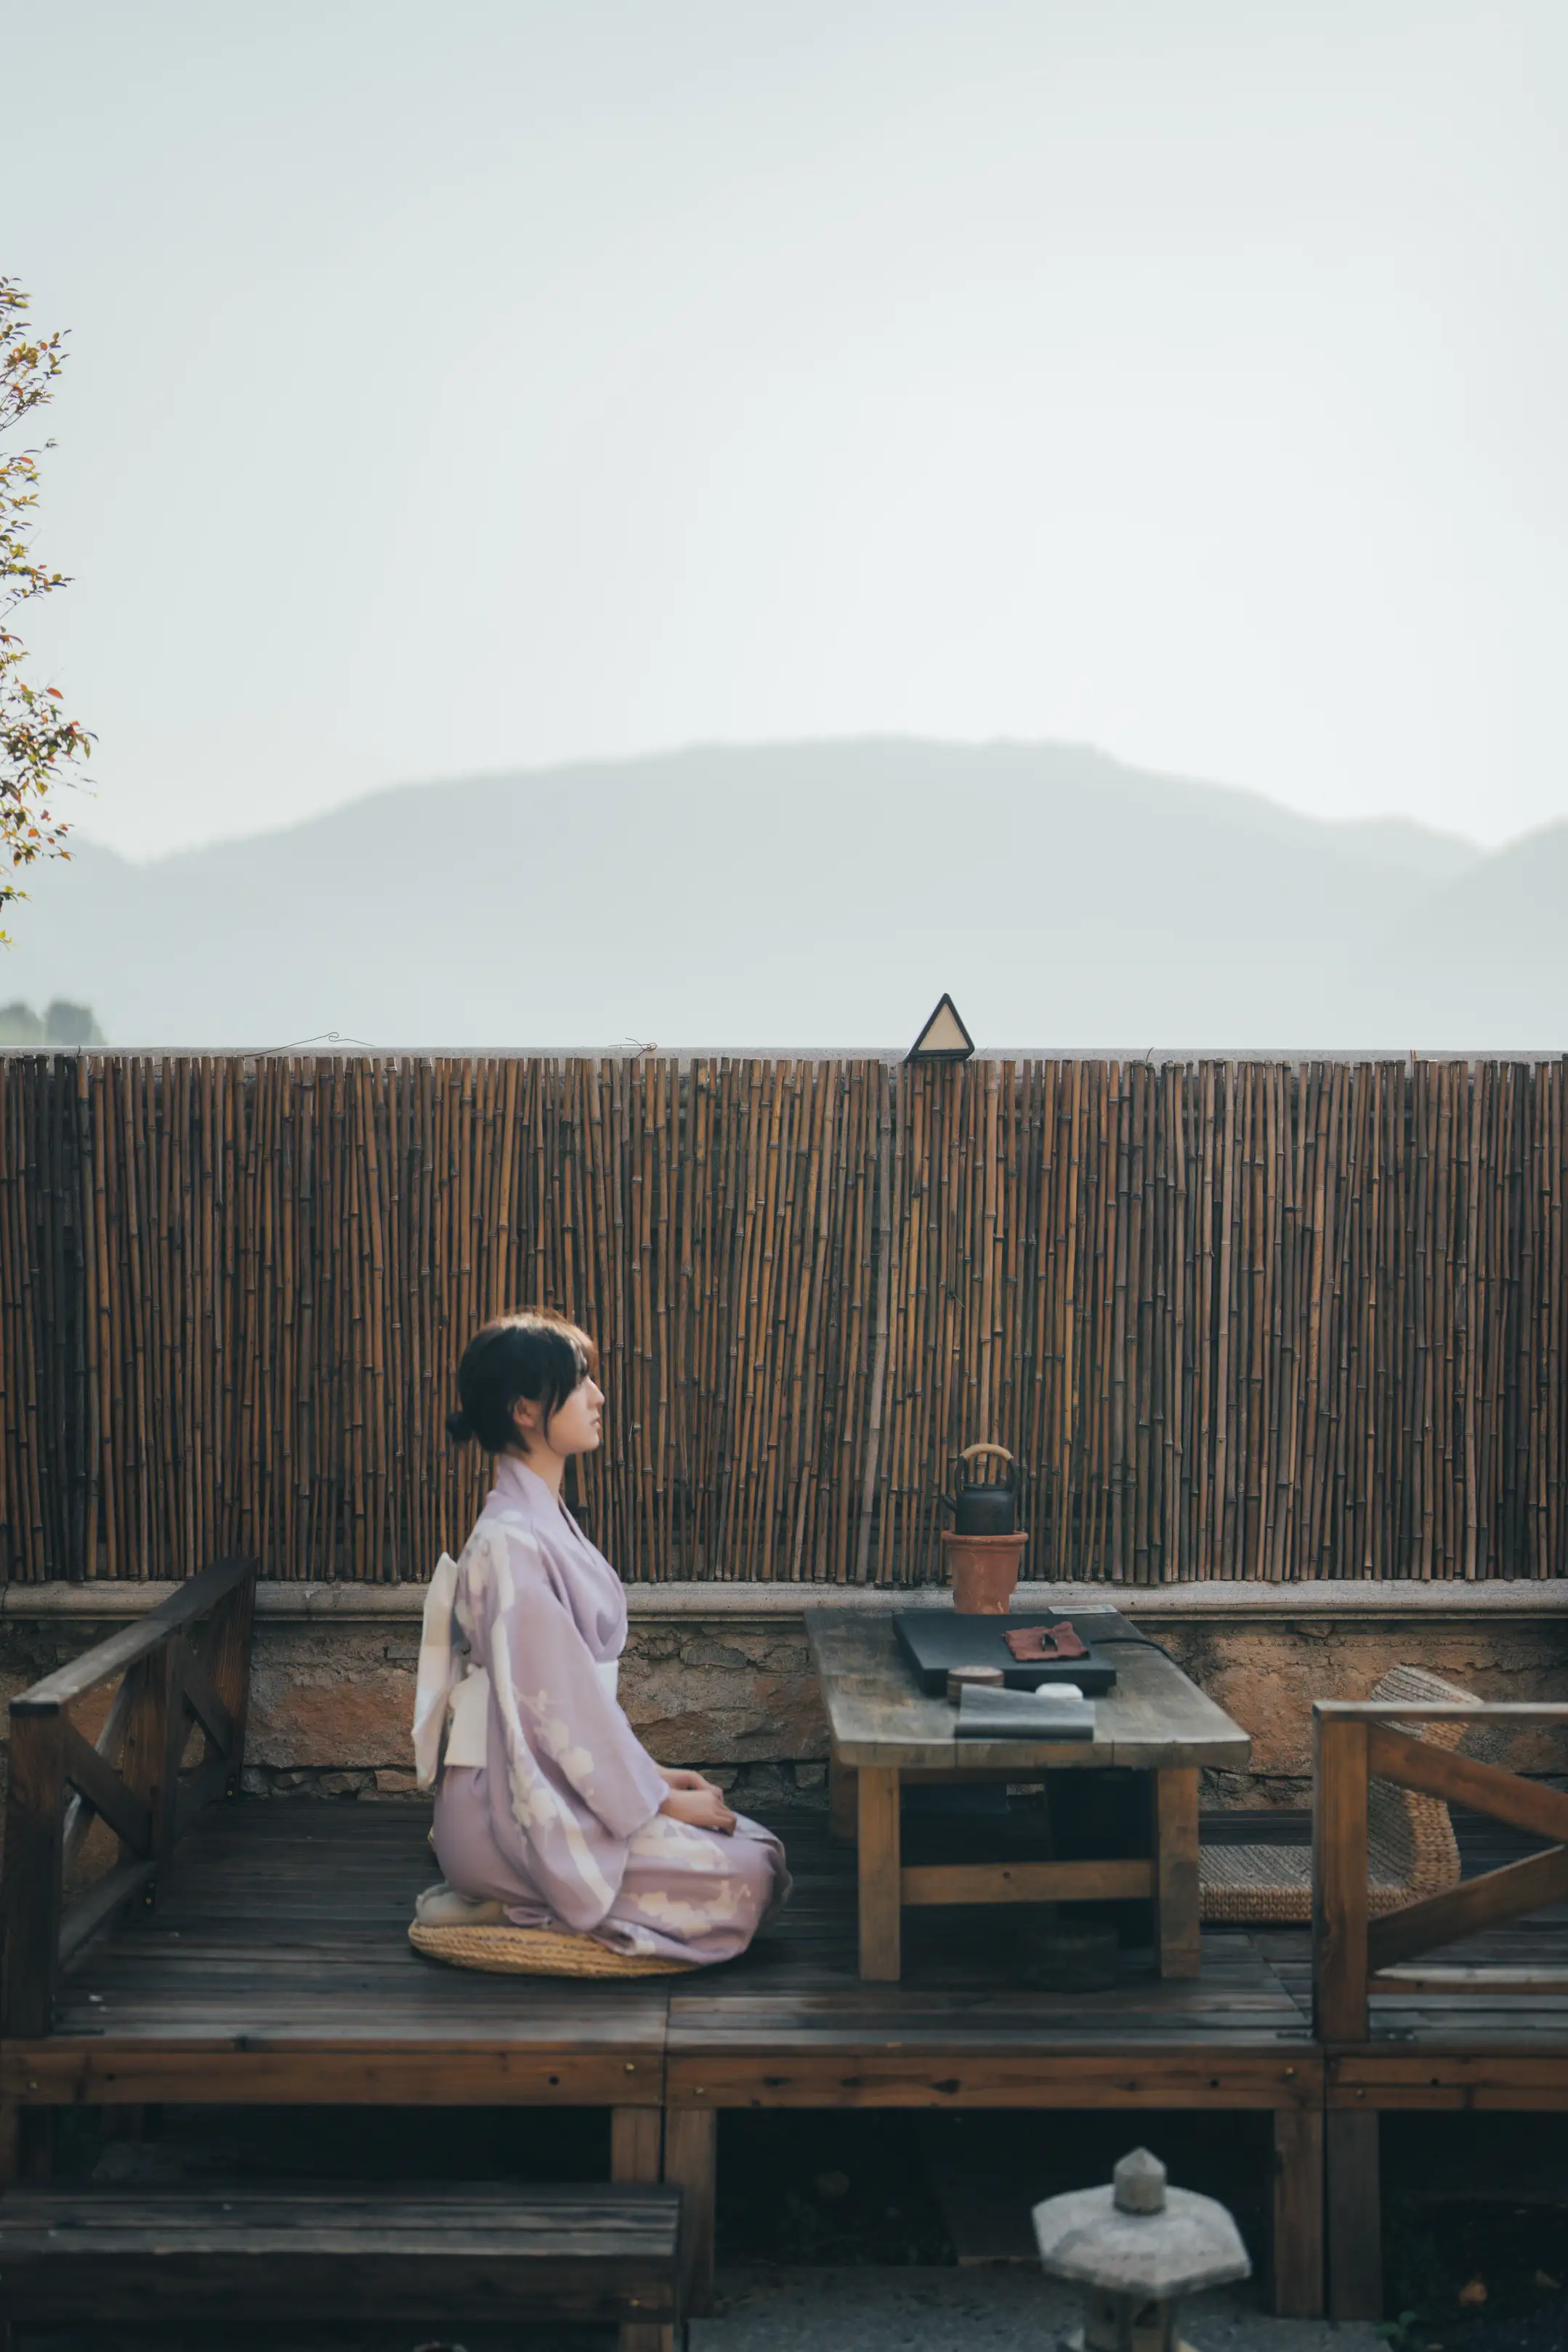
[806,1608,1250,1982]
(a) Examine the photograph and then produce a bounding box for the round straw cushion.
[408,1919,695,1978]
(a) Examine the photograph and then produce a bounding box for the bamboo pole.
[1,1051,1562,1591]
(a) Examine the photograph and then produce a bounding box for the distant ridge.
[2,737,1557,1051]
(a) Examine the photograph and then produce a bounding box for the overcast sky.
[9,0,1567,859]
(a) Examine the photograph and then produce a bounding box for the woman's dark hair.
[445,1311,598,1454]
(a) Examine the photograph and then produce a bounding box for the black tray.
[894,1610,1119,1697]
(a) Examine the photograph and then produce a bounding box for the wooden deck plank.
[1328,2050,1568,2106]
[663,1814,1313,2106]
[2,2045,663,2107]
[26,1801,668,2102]
[7,1800,1564,2121]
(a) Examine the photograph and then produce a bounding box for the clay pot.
[941,1528,1027,1615]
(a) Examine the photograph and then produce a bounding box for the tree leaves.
[1,277,94,942]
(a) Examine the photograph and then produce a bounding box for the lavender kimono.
[413,1456,789,1965]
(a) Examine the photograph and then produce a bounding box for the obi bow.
[412,1548,492,1787]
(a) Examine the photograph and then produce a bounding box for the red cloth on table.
[1003,1622,1087,1662]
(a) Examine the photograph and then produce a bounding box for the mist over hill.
[3,740,1559,1051]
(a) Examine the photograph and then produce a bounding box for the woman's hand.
[659,1785,737,1834]
[654,1764,736,1831]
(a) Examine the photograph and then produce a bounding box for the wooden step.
[0,2180,681,2331]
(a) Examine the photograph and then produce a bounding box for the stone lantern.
[1032,2147,1250,2352]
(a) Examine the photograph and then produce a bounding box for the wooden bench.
[0,2179,681,2339]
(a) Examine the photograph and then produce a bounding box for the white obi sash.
[412,1548,619,1788]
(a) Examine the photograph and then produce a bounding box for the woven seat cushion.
[408,1920,696,1978]
[1200,1662,1480,1925]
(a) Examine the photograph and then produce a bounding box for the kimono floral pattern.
[423,1455,790,1964]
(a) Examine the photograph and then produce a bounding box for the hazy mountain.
[1368,820,1568,1048]
[2,737,1556,1051]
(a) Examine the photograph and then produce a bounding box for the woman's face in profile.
[546,1373,605,1457]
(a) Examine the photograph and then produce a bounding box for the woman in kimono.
[414,1310,790,1966]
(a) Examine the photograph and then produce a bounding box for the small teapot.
[937,1442,1025,1537]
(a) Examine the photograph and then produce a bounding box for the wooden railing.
[0,1558,256,2039]
[1312,1698,1568,2042]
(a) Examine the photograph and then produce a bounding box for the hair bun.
[445,1405,474,1443]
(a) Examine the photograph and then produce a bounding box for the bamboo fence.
[0,1054,1561,1585]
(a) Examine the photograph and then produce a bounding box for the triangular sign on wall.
[906,993,975,1063]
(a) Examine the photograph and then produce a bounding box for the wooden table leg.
[857,1765,901,1981]
[611,2106,671,2352]
[1327,2110,1382,2321]
[664,2107,716,2319]
[1152,1766,1200,1979]
[1272,2107,1325,2317]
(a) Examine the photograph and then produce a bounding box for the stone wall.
[238,1608,832,1811]
[1,1580,1563,1814]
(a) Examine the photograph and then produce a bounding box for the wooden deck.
[666,1807,1314,2112]
[15,1801,1319,2090]
[17,1801,1564,2082]
[12,1801,1568,2092]
[3,1798,1566,2325]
